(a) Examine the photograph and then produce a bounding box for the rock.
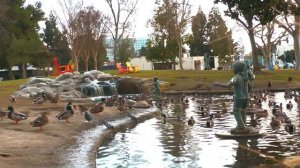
[27,77,53,85]
[84,70,105,80]
[55,72,74,81]
[117,77,147,94]
[73,71,81,75]
[97,74,112,81]
[132,101,150,108]
[83,78,92,84]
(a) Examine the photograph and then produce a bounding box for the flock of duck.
[1,88,299,134]
[0,92,107,130]
[155,89,300,134]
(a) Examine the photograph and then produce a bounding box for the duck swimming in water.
[187,116,195,126]
[206,114,214,128]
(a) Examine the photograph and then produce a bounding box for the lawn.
[0,70,299,97]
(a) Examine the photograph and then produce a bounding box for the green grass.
[104,69,300,91]
[0,70,299,96]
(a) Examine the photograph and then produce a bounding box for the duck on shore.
[30,113,49,130]
[7,106,28,125]
[0,108,6,120]
[56,102,74,123]
[32,93,47,105]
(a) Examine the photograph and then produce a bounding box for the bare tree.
[56,0,84,71]
[105,0,138,64]
[255,21,288,69]
[171,0,191,70]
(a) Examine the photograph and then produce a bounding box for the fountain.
[79,80,117,98]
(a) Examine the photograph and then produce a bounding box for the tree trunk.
[18,64,27,79]
[74,55,79,72]
[84,59,89,72]
[294,15,300,70]
[7,65,15,80]
[248,24,260,71]
[113,40,118,66]
[265,54,271,70]
[178,40,184,70]
[94,57,98,70]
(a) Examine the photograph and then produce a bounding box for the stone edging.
[63,107,160,168]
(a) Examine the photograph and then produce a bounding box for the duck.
[56,102,74,122]
[188,116,195,126]
[206,114,214,128]
[270,117,281,128]
[50,94,60,105]
[84,111,94,122]
[250,114,260,127]
[286,101,293,109]
[255,109,268,119]
[10,97,16,104]
[32,93,47,105]
[7,106,28,125]
[267,80,272,88]
[0,108,7,120]
[90,102,104,114]
[214,111,222,118]
[30,113,49,130]
[284,123,296,133]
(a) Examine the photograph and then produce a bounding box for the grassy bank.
[0,70,299,97]
[104,70,300,91]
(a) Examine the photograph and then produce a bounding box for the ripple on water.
[96,92,300,167]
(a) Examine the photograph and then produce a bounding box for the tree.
[41,12,71,65]
[207,7,235,66]
[57,0,84,71]
[214,0,283,71]
[149,0,182,69]
[255,21,288,69]
[105,0,138,64]
[187,7,207,56]
[273,0,300,69]
[0,0,46,79]
[117,37,136,63]
[170,0,191,70]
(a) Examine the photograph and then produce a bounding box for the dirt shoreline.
[0,86,299,168]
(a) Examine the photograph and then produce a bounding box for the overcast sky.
[25,0,251,53]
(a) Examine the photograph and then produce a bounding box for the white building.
[129,56,219,70]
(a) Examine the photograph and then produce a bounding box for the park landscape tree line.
[0,0,299,80]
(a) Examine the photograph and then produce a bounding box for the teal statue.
[213,61,256,134]
[152,76,160,98]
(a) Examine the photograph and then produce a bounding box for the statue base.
[215,127,266,139]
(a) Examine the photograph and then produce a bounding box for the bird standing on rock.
[7,106,28,125]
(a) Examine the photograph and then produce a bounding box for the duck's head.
[7,106,14,112]
[66,104,73,110]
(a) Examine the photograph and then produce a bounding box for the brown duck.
[30,113,49,130]
[90,102,104,114]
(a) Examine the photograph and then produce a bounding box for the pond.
[96,92,300,168]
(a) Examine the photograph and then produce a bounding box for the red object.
[51,57,74,76]
[116,63,128,74]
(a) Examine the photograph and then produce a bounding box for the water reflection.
[97,92,300,167]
